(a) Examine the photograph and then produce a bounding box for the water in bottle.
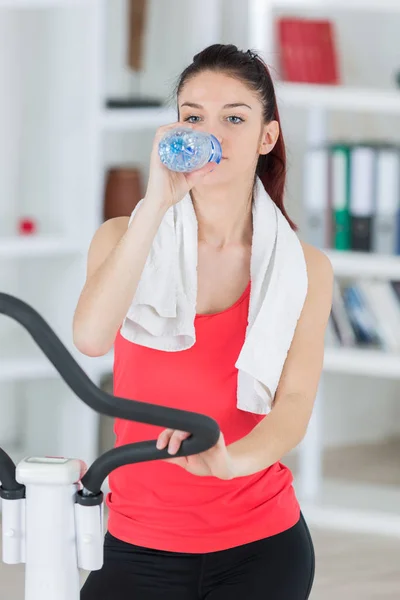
[158,127,222,173]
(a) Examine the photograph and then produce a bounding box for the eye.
[227,116,244,124]
[183,115,201,123]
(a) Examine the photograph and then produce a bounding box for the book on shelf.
[276,17,340,84]
[327,277,400,353]
[304,142,400,255]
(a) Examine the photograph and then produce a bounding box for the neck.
[191,179,254,250]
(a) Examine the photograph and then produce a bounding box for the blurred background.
[1,0,400,598]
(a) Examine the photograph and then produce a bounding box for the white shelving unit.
[1,0,399,538]
[252,0,400,537]
[0,0,107,469]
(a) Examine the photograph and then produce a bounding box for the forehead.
[179,70,259,107]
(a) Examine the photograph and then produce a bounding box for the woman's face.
[178,70,278,186]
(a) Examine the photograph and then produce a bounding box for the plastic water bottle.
[158,127,222,173]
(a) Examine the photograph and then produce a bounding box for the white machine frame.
[0,291,220,599]
[2,457,104,600]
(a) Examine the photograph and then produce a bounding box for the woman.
[75,44,333,600]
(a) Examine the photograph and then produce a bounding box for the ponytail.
[175,44,298,231]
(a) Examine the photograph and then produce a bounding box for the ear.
[259,120,280,155]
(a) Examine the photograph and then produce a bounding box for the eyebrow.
[180,102,252,110]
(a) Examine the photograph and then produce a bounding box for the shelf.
[272,0,400,12]
[101,85,400,130]
[324,347,400,379]
[0,236,83,259]
[101,86,400,131]
[102,106,177,132]
[0,358,56,382]
[323,249,400,279]
[0,353,113,383]
[275,82,400,114]
[0,0,85,7]
[298,478,400,538]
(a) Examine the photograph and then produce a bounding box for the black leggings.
[81,513,315,599]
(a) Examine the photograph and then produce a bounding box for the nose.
[199,124,222,144]
[194,121,224,154]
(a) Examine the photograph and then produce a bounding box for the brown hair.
[174,44,297,231]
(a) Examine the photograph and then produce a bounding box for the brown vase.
[103,167,143,221]
[128,0,148,72]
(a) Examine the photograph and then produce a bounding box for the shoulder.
[300,240,334,284]
[86,216,129,277]
[90,216,129,249]
[96,216,129,239]
[300,241,334,312]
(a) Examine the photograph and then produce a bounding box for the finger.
[168,430,190,455]
[168,430,191,455]
[186,161,218,185]
[156,429,174,450]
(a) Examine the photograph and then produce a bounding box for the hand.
[144,122,218,211]
[156,429,237,480]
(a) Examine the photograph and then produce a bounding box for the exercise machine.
[0,292,220,600]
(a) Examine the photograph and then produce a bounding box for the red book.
[277,17,340,84]
[312,20,339,84]
[277,18,308,82]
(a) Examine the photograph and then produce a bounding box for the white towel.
[120,177,308,415]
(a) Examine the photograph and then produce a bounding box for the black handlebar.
[0,293,220,496]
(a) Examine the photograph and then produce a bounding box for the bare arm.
[228,243,334,476]
[73,122,217,357]
[73,202,167,357]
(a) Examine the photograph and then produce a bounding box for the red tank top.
[106,280,300,553]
